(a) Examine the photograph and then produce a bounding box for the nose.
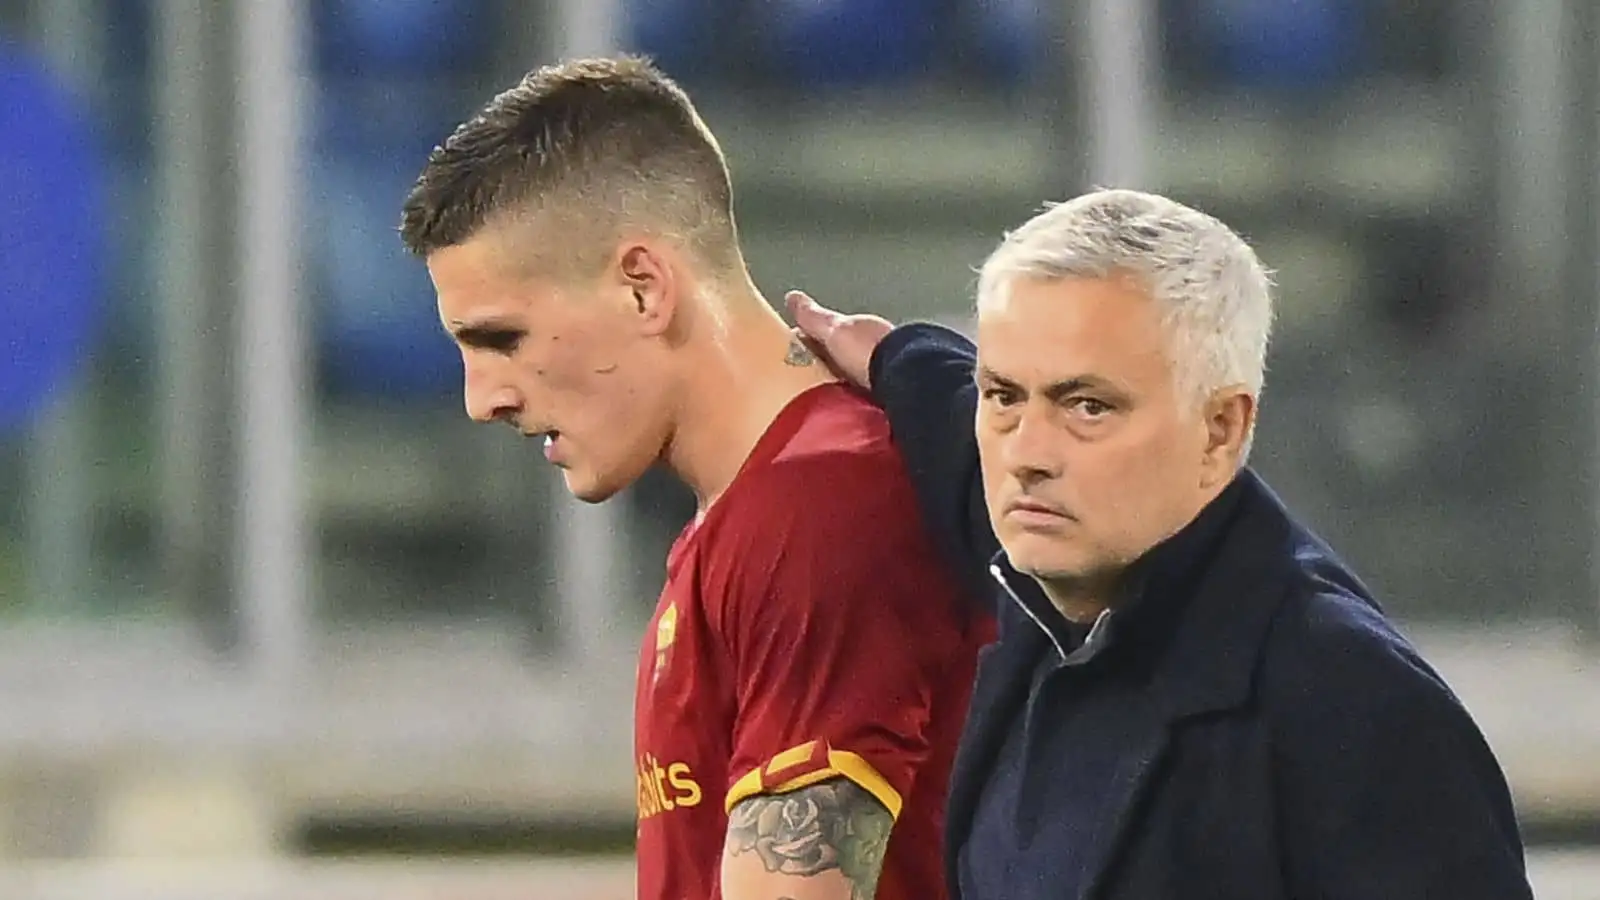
[1002,407,1062,484]
[463,357,521,425]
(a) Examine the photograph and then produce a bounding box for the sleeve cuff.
[867,321,978,395]
[724,740,905,820]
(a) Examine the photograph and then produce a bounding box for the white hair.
[976,188,1275,461]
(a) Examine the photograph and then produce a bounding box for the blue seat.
[624,0,720,82]
[971,0,1044,84]
[312,0,491,78]
[0,37,107,434]
[102,0,152,78]
[310,83,462,400]
[1183,0,1365,90]
[756,0,940,88]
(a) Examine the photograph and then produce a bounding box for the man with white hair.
[789,188,1533,899]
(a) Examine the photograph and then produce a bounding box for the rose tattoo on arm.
[724,779,894,900]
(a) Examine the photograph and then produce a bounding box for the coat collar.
[985,468,1281,719]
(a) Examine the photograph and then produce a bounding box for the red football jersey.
[633,383,993,900]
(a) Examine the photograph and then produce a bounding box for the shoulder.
[700,391,972,629]
[1259,562,1474,742]
[763,385,900,479]
[1254,560,1524,864]
[1196,474,1495,767]
[719,390,923,547]
[1207,473,1434,702]
[1268,585,1433,687]
[720,453,937,581]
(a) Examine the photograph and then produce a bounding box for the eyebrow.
[975,366,1123,402]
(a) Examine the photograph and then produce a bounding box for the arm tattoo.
[725,779,893,900]
[784,337,817,367]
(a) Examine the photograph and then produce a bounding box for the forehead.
[429,236,518,304]
[976,275,1172,383]
[426,234,562,325]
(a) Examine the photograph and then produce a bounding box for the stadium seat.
[310,81,462,400]
[755,0,940,88]
[1181,0,1365,90]
[102,0,151,79]
[624,0,719,82]
[971,0,1044,84]
[0,37,107,434]
[311,0,491,78]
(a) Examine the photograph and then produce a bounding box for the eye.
[458,328,523,354]
[482,330,522,353]
[981,386,1022,407]
[1070,397,1114,418]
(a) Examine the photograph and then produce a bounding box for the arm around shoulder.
[867,322,998,594]
[1267,592,1534,899]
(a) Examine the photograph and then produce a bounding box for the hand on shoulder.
[786,291,895,390]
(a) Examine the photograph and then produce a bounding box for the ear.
[615,240,677,338]
[1199,387,1255,487]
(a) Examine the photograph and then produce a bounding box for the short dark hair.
[398,55,737,273]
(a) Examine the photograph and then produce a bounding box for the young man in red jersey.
[399,57,992,900]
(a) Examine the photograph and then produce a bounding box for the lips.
[1002,496,1072,527]
[1004,496,1068,517]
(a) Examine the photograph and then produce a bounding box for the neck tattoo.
[784,338,817,367]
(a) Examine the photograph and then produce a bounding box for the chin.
[561,455,659,504]
[1002,533,1089,581]
[561,470,625,504]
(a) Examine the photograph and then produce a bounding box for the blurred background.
[0,0,1598,896]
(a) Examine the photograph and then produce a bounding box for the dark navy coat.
[868,322,1534,900]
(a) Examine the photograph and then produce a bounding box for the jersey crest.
[654,602,678,683]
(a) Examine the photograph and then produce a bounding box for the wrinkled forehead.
[976,275,1176,387]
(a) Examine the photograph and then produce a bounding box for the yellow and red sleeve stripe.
[724,740,904,820]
